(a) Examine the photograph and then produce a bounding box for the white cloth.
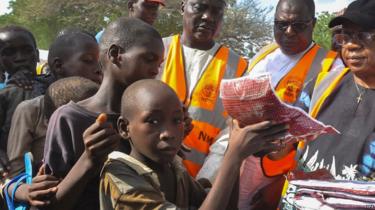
[182,43,220,93]
[248,43,344,88]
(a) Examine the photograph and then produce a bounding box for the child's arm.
[48,114,119,210]
[6,164,59,207]
[199,120,288,210]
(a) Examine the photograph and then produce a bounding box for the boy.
[43,17,164,210]
[6,31,102,178]
[0,26,41,153]
[3,76,100,209]
[99,79,289,209]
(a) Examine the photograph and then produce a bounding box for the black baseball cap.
[329,0,375,29]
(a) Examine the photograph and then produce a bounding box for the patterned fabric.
[100,152,206,210]
[360,133,375,178]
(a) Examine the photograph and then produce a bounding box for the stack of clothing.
[282,179,375,209]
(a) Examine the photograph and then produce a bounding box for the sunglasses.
[274,20,314,33]
[333,31,375,46]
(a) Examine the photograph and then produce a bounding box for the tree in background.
[0,0,273,58]
[313,12,336,50]
[220,0,273,58]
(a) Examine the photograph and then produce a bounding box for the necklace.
[354,82,367,104]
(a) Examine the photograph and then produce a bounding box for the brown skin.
[181,0,225,50]
[7,165,59,208]
[340,22,375,88]
[8,34,105,206]
[0,31,39,76]
[51,36,102,84]
[45,32,164,210]
[117,80,289,209]
[0,31,39,90]
[129,0,162,25]
[274,0,316,55]
[118,82,184,202]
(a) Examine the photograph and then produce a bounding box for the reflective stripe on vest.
[279,67,351,201]
[293,68,350,162]
[248,43,338,104]
[161,35,248,177]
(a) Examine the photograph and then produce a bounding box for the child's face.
[0,31,38,76]
[124,87,184,164]
[60,37,102,84]
[116,37,164,86]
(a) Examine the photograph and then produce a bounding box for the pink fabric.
[239,156,277,210]
[220,74,339,145]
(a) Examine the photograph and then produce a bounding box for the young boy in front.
[100,79,289,209]
[43,17,164,210]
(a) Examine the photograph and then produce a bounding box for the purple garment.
[43,101,120,210]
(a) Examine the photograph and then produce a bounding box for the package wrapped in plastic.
[219,74,339,144]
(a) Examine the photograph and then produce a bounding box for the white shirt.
[247,43,344,88]
[182,43,221,93]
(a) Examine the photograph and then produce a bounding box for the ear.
[51,58,63,78]
[108,44,121,65]
[118,116,131,140]
[181,0,185,14]
[128,0,135,12]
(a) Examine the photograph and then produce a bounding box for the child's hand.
[7,70,34,90]
[227,120,289,160]
[82,113,120,163]
[27,164,59,207]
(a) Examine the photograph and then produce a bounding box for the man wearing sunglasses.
[273,0,375,208]
[197,0,345,209]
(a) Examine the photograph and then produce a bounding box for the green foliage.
[313,12,335,50]
[0,0,273,57]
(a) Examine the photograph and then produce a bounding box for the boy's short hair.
[47,31,96,73]
[44,76,99,119]
[121,79,178,120]
[99,17,162,54]
[0,25,37,48]
[56,27,95,40]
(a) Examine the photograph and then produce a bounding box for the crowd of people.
[0,0,374,209]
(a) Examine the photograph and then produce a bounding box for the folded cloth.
[220,74,339,145]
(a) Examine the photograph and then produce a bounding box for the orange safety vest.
[248,43,338,104]
[161,35,248,177]
[279,67,350,201]
[248,43,338,177]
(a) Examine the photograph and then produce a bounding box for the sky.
[0,0,356,16]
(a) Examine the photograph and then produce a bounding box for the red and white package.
[220,74,339,144]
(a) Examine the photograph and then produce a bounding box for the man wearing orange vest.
[197,0,345,208]
[158,0,248,178]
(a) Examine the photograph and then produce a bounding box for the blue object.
[0,83,5,89]
[95,30,104,43]
[4,152,33,210]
